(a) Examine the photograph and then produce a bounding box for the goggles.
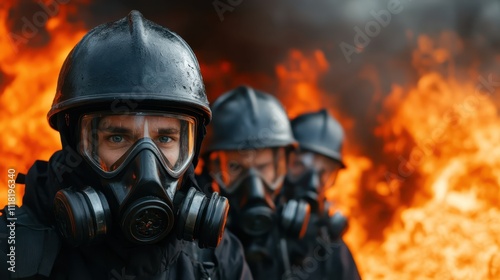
[287,151,342,189]
[208,148,287,193]
[80,111,196,178]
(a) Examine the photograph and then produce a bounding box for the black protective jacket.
[239,221,361,280]
[0,152,253,280]
[196,173,361,280]
[283,214,361,280]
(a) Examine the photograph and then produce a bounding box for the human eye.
[158,135,173,143]
[100,133,132,150]
[257,162,272,173]
[108,135,125,143]
[156,132,179,144]
[228,161,242,174]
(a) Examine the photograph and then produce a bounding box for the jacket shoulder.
[214,229,253,280]
[0,205,61,279]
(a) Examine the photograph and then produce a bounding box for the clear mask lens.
[208,148,287,192]
[287,151,341,188]
[80,112,196,177]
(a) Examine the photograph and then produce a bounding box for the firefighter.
[0,10,252,280]
[198,86,312,279]
[282,109,361,280]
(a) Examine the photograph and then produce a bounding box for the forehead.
[221,149,274,164]
[293,151,339,168]
[98,115,181,128]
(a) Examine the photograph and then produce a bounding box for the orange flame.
[0,2,87,206]
[359,35,500,279]
[273,37,500,279]
[1,3,500,279]
[361,67,500,279]
[276,49,328,118]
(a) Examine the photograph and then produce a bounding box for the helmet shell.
[205,86,296,152]
[48,10,211,129]
[291,109,345,167]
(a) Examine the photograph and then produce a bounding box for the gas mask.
[286,151,341,215]
[322,202,348,241]
[209,149,310,240]
[53,112,229,248]
[284,169,323,214]
[285,171,348,240]
[285,151,347,239]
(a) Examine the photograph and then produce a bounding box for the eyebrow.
[256,160,272,170]
[157,128,180,134]
[98,126,133,134]
[97,126,180,135]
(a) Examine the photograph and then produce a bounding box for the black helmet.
[290,109,345,167]
[205,85,296,152]
[47,10,210,165]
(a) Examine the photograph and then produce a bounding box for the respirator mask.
[53,111,228,248]
[209,149,310,240]
[286,151,341,214]
[285,151,347,239]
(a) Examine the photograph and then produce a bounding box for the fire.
[200,59,275,102]
[2,2,500,279]
[0,2,87,206]
[275,37,500,279]
[354,35,500,279]
[274,48,376,276]
[276,49,329,119]
[274,48,370,217]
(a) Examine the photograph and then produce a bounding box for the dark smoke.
[0,67,13,96]
[74,0,500,155]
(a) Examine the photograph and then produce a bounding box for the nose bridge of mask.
[108,138,174,178]
[305,168,321,191]
[103,147,177,218]
[238,168,276,208]
[285,167,322,216]
[290,167,321,193]
[127,147,169,198]
[246,168,265,195]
